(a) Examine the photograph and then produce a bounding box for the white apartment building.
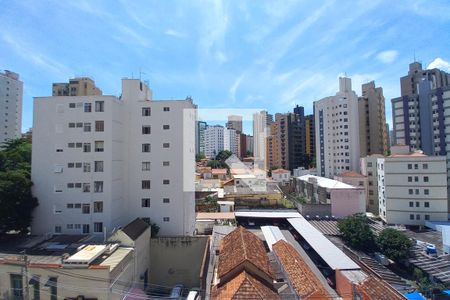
[224,127,238,155]
[0,70,22,145]
[253,110,270,169]
[315,77,360,178]
[204,125,224,158]
[360,154,384,215]
[31,79,196,236]
[377,151,448,226]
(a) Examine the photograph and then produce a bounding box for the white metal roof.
[100,247,133,271]
[235,211,302,219]
[65,245,107,264]
[260,226,287,251]
[297,175,356,189]
[287,218,360,270]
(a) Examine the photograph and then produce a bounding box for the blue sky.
[1,0,450,134]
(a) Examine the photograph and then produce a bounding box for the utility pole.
[21,250,30,300]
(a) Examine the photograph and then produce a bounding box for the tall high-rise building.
[358,81,388,156]
[224,128,238,155]
[0,70,22,145]
[32,78,196,236]
[391,62,450,207]
[253,110,271,168]
[305,114,315,166]
[196,121,207,155]
[53,77,102,96]
[238,132,247,159]
[315,77,360,177]
[226,115,243,133]
[246,135,254,155]
[204,125,224,158]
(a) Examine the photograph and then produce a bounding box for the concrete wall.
[331,189,365,218]
[150,236,209,288]
[296,203,332,218]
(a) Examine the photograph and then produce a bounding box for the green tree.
[338,214,377,251]
[215,150,232,163]
[377,228,412,262]
[195,153,205,162]
[150,222,160,237]
[207,159,223,168]
[0,138,38,234]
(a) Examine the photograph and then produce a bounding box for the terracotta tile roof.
[212,168,228,175]
[271,169,290,174]
[356,275,406,300]
[217,227,272,279]
[272,240,329,299]
[336,171,366,178]
[389,152,427,157]
[212,271,280,300]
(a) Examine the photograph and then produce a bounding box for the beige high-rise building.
[358,81,388,157]
[53,77,102,96]
[226,115,243,133]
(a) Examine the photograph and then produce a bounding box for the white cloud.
[376,50,398,64]
[427,57,450,72]
[229,73,245,102]
[165,29,187,39]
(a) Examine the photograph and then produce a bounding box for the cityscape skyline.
[1,0,450,132]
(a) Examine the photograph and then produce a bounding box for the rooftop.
[297,175,357,189]
[271,168,290,174]
[196,212,235,220]
[211,168,228,175]
[120,218,149,241]
[336,171,366,178]
[273,240,329,299]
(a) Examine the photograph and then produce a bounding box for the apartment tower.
[0,70,22,145]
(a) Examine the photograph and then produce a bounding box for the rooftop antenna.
[139,68,146,81]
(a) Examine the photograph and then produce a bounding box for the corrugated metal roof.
[288,218,360,270]
[260,226,286,251]
[235,211,302,218]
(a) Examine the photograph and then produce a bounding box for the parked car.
[187,288,200,300]
[170,284,184,299]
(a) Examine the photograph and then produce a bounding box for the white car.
[187,289,200,300]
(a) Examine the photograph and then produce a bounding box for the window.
[94,222,103,233]
[67,203,74,208]
[423,164,428,169]
[142,162,151,171]
[416,201,420,207]
[48,277,58,300]
[425,215,430,221]
[414,164,418,169]
[68,122,75,128]
[10,274,23,300]
[142,143,151,152]
[84,103,92,112]
[31,276,40,300]
[414,176,419,182]
[55,226,62,233]
[408,189,413,195]
[424,176,429,182]
[142,126,151,134]
[163,198,170,203]
[408,176,412,182]
[163,179,170,185]
[142,198,151,207]
[163,107,170,111]
[67,183,74,188]
[75,162,82,168]
[94,201,103,213]
[94,181,103,193]
[95,141,104,152]
[82,224,90,234]
[367,162,372,167]
[163,143,170,148]
[76,142,82,148]
[95,121,104,132]
[95,101,104,112]
[74,204,81,209]
[82,204,90,214]
[369,190,374,195]
[83,143,91,152]
[408,164,412,169]
[415,189,419,195]
[416,214,421,220]
[163,161,170,166]
[83,183,90,192]
[94,161,104,172]
[424,202,430,208]
[163,217,170,222]
[163,124,170,130]
[142,107,151,116]
[83,163,91,172]
[68,142,75,148]
[409,201,413,207]
[69,102,76,108]
[56,147,63,152]
[410,214,414,220]
[76,122,83,128]
[142,180,151,189]
[75,183,82,188]
[83,122,91,132]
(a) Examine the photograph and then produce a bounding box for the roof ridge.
[240,227,248,259]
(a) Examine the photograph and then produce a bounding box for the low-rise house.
[0,218,150,300]
[197,167,212,179]
[293,175,365,218]
[212,168,228,180]
[271,168,291,185]
[223,182,283,207]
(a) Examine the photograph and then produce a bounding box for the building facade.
[52,77,102,96]
[315,77,361,178]
[253,110,271,168]
[32,78,196,236]
[378,151,448,226]
[224,128,238,155]
[0,70,22,145]
[358,81,388,156]
[196,120,207,155]
[204,125,224,158]
[360,154,384,215]
[305,114,315,165]
[226,115,243,133]
[391,62,450,206]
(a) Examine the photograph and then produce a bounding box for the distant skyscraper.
[224,128,239,155]
[315,77,360,177]
[204,125,224,158]
[246,135,254,155]
[305,114,315,166]
[253,111,270,167]
[0,70,22,145]
[358,81,388,156]
[196,121,207,155]
[226,115,243,133]
[391,62,450,207]
[52,77,102,96]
